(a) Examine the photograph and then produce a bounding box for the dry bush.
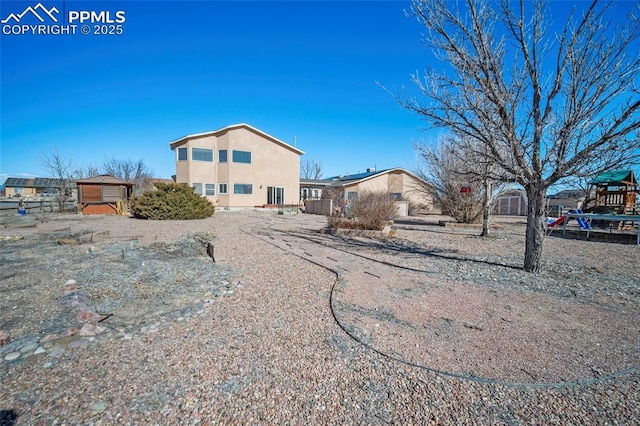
[327,191,396,231]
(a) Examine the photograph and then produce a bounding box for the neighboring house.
[3,177,76,199]
[170,123,304,208]
[545,189,590,216]
[305,168,433,215]
[300,178,334,201]
[330,168,431,206]
[493,188,527,216]
[76,175,134,215]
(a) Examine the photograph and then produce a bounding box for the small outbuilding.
[493,188,527,216]
[75,175,134,215]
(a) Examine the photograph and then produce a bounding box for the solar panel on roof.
[5,177,30,187]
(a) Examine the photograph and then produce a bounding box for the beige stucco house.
[334,168,432,208]
[303,168,433,215]
[170,123,304,208]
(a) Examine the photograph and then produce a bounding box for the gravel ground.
[0,211,639,424]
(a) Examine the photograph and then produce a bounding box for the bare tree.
[393,0,640,272]
[102,158,154,195]
[71,164,101,179]
[300,160,324,180]
[414,137,486,224]
[41,148,73,211]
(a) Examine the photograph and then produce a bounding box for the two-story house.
[170,123,304,208]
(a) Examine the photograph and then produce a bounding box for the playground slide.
[570,209,592,230]
[576,216,591,230]
[546,216,565,227]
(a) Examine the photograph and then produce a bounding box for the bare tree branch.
[300,160,324,180]
[390,0,640,272]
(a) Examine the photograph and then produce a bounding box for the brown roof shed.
[76,175,134,215]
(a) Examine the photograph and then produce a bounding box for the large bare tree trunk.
[524,185,547,273]
[395,0,640,272]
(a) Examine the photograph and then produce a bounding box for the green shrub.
[130,183,214,220]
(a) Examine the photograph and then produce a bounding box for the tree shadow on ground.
[0,410,19,426]
[285,228,523,272]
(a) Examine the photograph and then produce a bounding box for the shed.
[76,175,134,215]
[493,188,527,216]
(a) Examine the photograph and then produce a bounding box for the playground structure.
[545,170,640,243]
[591,170,638,212]
[588,170,639,230]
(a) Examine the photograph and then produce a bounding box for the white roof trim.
[169,123,305,155]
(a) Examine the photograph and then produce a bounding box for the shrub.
[327,191,396,231]
[130,183,214,220]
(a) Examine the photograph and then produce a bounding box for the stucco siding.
[171,124,302,208]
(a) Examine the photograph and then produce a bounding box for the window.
[192,148,213,162]
[232,150,252,164]
[391,193,402,200]
[177,148,187,161]
[347,191,358,201]
[205,184,215,196]
[219,183,228,194]
[219,150,228,163]
[192,183,203,195]
[234,183,253,195]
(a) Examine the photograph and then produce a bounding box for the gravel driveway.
[1,211,638,424]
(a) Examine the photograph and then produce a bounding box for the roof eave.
[169,123,305,155]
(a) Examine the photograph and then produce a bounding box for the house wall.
[343,171,433,210]
[5,187,37,197]
[173,126,301,208]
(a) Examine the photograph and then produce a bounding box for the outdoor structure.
[304,168,432,216]
[590,170,638,214]
[3,177,76,199]
[493,188,527,216]
[300,178,333,202]
[170,123,304,209]
[76,175,134,215]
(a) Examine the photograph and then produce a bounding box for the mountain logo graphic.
[1,3,59,24]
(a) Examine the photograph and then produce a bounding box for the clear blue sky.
[1,0,433,181]
[1,1,636,183]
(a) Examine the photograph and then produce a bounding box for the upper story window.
[219,150,228,163]
[232,150,252,164]
[192,148,213,162]
[177,148,187,161]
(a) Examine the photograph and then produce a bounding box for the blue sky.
[1,0,433,181]
[1,1,637,184]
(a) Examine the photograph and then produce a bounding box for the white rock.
[4,352,21,361]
